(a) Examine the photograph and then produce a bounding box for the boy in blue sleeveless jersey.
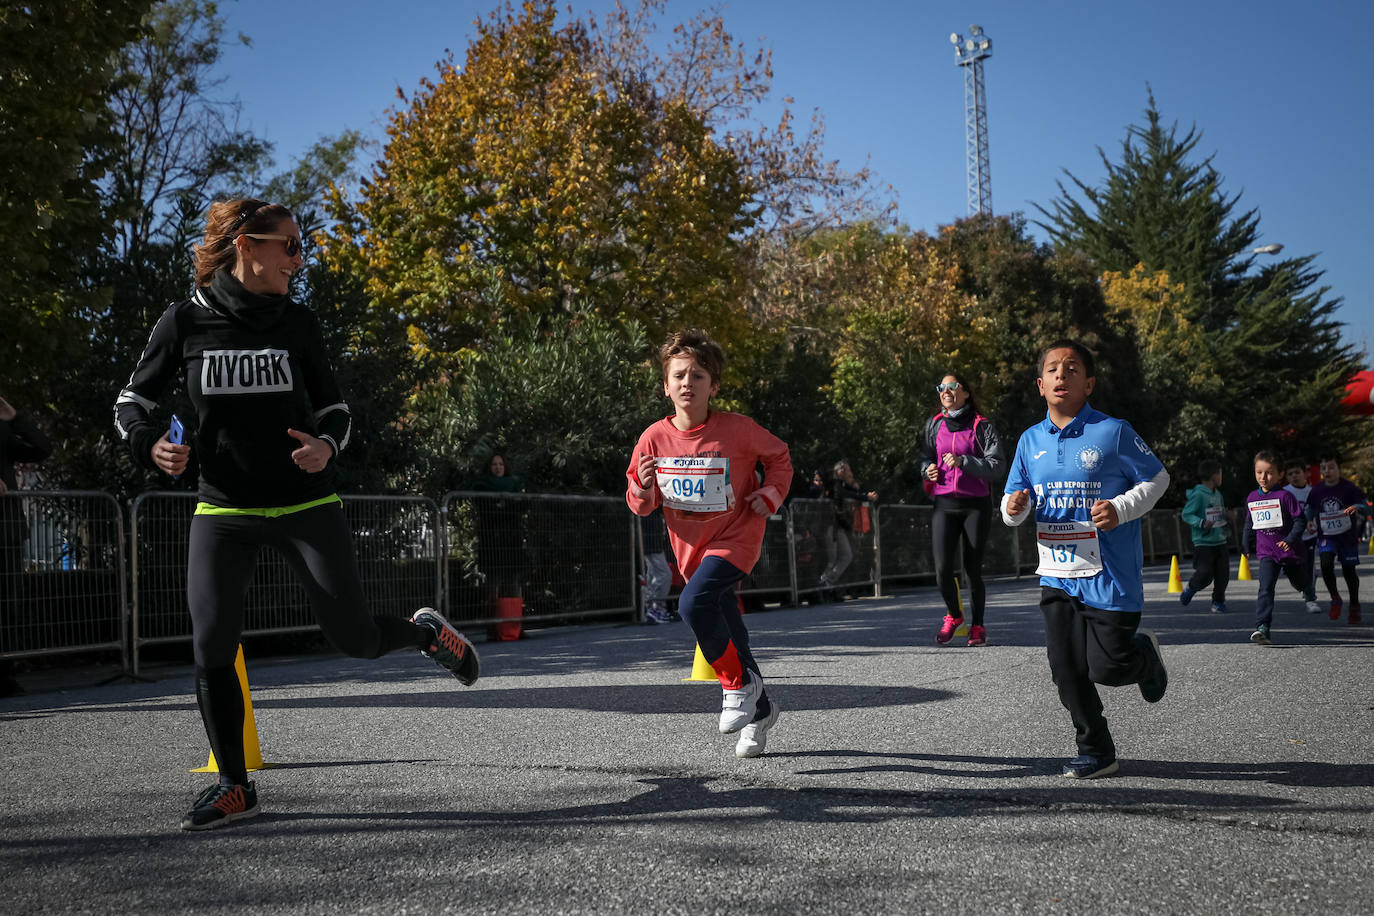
[1002,341,1170,779]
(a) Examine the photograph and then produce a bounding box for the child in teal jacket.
[1180,458,1230,613]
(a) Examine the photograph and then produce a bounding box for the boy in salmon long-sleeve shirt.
[626,329,793,758]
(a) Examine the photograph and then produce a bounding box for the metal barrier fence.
[440,491,636,628]
[7,485,1249,671]
[784,498,880,600]
[130,493,441,675]
[0,491,128,668]
[875,504,1036,586]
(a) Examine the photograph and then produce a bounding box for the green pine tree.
[1035,91,1365,496]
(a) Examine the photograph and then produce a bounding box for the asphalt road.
[3,564,1371,915]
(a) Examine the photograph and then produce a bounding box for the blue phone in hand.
[169,414,184,479]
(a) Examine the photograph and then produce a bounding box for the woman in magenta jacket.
[919,372,1005,646]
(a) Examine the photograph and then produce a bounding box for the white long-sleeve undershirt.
[1001,468,1171,527]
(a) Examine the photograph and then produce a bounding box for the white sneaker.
[718,672,763,734]
[1305,600,1322,614]
[735,702,779,758]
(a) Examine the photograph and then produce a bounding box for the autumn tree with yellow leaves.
[325,0,756,368]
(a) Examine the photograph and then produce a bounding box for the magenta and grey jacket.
[919,409,1004,499]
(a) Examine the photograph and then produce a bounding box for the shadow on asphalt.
[6,683,959,718]
[776,749,1374,788]
[231,776,1347,833]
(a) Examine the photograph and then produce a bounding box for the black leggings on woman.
[931,495,992,625]
[187,502,428,785]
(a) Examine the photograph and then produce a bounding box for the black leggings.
[1318,552,1360,603]
[187,502,427,784]
[932,496,992,625]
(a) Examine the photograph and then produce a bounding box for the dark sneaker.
[412,608,480,685]
[1137,630,1167,703]
[1349,602,1362,626]
[1178,586,1195,607]
[645,604,674,625]
[1061,755,1118,779]
[1329,597,1342,621]
[1250,624,1271,645]
[936,615,961,645]
[181,781,259,831]
[1210,601,1227,614]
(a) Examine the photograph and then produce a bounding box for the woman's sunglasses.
[935,382,961,393]
[240,233,302,257]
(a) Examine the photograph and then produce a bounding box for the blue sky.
[219,0,1373,357]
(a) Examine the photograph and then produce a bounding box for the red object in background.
[494,597,522,641]
[1343,370,1374,416]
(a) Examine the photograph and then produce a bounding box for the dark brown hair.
[659,328,726,384]
[1037,339,1097,377]
[192,198,295,287]
[937,370,981,417]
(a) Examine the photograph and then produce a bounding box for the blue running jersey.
[1005,405,1165,613]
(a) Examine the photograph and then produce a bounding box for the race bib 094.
[655,457,731,513]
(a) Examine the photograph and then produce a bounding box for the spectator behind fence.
[919,371,1005,647]
[0,394,53,697]
[640,507,678,624]
[817,459,877,603]
[113,197,481,831]
[470,452,525,608]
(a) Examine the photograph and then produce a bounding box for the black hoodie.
[114,270,351,508]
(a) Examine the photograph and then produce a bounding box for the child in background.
[1179,458,1230,613]
[626,329,793,758]
[640,508,679,624]
[1306,453,1371,625]
[1242,451,1314,645]
[1282,458,1322,614]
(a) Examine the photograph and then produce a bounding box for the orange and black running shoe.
[412,608,481,686]
[181,780,259,831]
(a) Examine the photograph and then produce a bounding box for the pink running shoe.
[1349,602,1362,626]
[1329,596,1343,621]
[967,624,987,647]
[936,615,960,645]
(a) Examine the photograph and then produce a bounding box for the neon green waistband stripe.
[194,494,342,517]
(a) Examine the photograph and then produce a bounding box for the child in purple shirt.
[1242,451,1314,645]
[1306,453,1371,625]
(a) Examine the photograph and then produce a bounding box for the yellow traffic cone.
[683,643,717,683]
[1238,554,1252,581]
[192,644,272,773]
[953,576,968,637]
[1167,556,1183,593]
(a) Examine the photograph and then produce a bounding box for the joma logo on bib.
[201,349,293,394]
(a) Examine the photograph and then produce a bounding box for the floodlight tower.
[951,25,993,216]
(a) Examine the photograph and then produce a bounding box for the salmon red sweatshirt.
[625,411,792,579]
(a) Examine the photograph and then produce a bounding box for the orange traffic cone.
[192,644,273,773]
[1167,556,1183,593]
[1238,554,1252,581]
